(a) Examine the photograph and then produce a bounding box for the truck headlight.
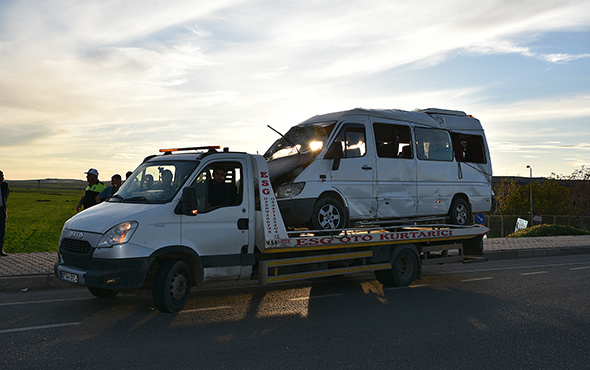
[97,221,138,248]
[275,182,305,199]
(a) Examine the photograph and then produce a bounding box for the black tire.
[448,197,471,226]
[87,286,118,298]
[375,247,418,287]
[153,259,192,313]
[310,196,347,230]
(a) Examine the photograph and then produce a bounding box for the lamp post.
[526,165,533,225]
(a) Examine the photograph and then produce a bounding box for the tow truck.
[55,146,488,312]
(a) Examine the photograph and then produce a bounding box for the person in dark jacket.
[0,170,9,256]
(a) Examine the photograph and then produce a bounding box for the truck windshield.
[264,122,336,161]
[111,160,198,204]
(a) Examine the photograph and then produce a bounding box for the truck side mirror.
[324,141,343,171]
[180,187,199,216]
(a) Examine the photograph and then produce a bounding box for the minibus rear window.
[451,133,487,164]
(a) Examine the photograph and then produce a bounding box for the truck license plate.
[60,271,79,284]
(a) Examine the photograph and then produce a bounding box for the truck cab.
[56,147,260,312]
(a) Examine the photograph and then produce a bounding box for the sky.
[0,0,589,180]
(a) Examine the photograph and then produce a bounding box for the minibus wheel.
[310,196,347,230]
[449,197,471,225]
[153,259,192,313]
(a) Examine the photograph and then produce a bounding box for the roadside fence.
[481,215,590,238]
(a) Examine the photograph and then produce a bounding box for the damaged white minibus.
[264,108,493,229]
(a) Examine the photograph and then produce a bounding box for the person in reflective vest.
[76,168,107,212]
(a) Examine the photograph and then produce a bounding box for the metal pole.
[526,165,533,225]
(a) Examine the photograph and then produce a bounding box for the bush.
[507,224,590,238]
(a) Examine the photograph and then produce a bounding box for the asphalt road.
[1,254,589,369]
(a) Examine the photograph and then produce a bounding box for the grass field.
[4,185,82,253]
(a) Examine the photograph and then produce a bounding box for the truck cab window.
[415,127,452,161]
[191,162,242,212]
[373,122,413,159]
[116,161,197,203]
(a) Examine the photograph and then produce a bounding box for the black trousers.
[0,209,6,251]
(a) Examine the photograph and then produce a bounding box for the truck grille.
[60,238,92,254]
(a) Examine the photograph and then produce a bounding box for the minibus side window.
[333,124,366,158]
[373,122,413,159]
[451,133,487,164]
[415,127,453,161]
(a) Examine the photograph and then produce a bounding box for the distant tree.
[495,178,573,216]
[552,165,590,217]
[533,179,573,215]
[493,178,520,215]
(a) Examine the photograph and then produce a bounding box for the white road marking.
[289,294,343,301]
[520,271,548,276]
[461,277,494,282]
[0,322,80,334]
[430,261,590,275]
[180,306,232,313]
[0,297,93,307]
[570,266,590,271]
[384,284,428,290]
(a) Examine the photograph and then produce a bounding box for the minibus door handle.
[362,165,373,170]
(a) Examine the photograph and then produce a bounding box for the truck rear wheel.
[311,196,347,230]
[153,259,192,313]
[87,286,118,298]
[375,247,418,287]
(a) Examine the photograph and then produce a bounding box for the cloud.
[0,123,55,146]
[1,0,590,178]
[540,53,590,63]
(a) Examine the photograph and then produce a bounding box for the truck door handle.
[362,166,373,170]
[237,218,249,230]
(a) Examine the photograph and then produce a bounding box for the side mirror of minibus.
[324,141,343,171]
[180,187,199,216]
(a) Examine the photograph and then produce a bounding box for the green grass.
[507,224,590,238]
[4,187,82,253]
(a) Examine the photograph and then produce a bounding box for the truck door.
[328,122,377,220]
[372,121,418,218]
[181,159,251,280]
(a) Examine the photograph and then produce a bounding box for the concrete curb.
[0,274,81,293]
[485,246,590,261]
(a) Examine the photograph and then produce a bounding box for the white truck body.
[55,147,488,312]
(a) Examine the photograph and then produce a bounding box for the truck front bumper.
[54,257,152,289]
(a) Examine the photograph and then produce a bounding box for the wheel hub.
[169,273,188,301]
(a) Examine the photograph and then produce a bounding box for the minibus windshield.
[264,122,336,161]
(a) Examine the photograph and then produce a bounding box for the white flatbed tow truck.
[55,147,488,312]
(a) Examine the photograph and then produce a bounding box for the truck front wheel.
[375,247,418,287]
[153,259,192,313]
